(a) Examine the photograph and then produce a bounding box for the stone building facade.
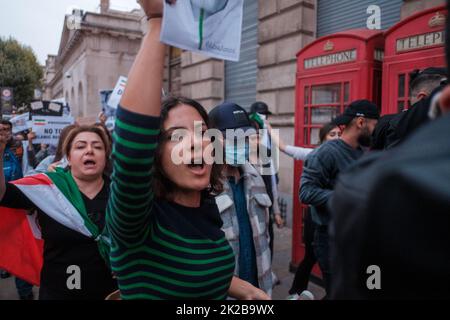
[44,0,444,226]
[43,1,143,124]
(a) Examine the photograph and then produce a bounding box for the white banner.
[107,76,127,110]
[10,113,30,134]
[32,116,75,145]
[161,0,244,61]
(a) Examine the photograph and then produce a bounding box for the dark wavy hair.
[153,96,224,199]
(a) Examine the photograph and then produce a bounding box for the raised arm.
[107,1,168,247]
[265,121,313,160]
[120,5,166,116]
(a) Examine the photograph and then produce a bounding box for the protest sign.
[107,76,127,110]
[161,0,244,61]
[10,113,30,134]
[100,90,115,118]
[31,115,75,145]
[30,101,64,116]
[30,101,44,112]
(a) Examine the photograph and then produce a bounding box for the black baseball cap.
[209,102,254,134]
[333,100,380,126]
[250,101,272,115]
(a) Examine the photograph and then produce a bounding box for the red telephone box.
[291,29,384,275]
[382,5,447,114]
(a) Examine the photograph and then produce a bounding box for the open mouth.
[83,159,96,167]
[187,159,206,174]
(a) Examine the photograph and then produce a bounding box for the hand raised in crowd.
[27,131,36,143]
[27,131,36,151]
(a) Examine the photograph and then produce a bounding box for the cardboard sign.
[161,0,244,61]
[107,76,127,110]
[10,113,30,134]
[31,116,75,145]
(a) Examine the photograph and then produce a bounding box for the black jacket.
[330,113,450,299]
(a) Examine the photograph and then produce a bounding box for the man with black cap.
[249,101,283,283]
[329,2,450,298]
[250,101,272,116]
[299,99,380,297]
[209,102,274,296]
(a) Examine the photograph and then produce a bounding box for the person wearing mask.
[209,102,274,296]
[105,0,269,300]
[299,100,379,297]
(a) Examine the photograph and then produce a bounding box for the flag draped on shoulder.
[0,169,110,286]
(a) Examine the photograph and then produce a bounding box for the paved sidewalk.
[271,226,325,300]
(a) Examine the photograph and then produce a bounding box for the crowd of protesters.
[0,0,449,300]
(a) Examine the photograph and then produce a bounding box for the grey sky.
[0,0,140,65]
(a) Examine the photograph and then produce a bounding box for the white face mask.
[190,0,227,14]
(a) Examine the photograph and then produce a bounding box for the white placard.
[107,76,127,110]
[10,113,30,134]
[48,102,62,113]
[30,101,44,111]
[32,116,75,145]
[161,0,244,62]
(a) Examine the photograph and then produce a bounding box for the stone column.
[180,52,224,111]
[256,0,317,226]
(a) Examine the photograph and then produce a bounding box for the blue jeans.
[15,277,33,299]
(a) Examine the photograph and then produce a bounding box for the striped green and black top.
[106,106,235,300]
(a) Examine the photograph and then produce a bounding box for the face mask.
[225,142,249,167]
[190,0,227,14]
